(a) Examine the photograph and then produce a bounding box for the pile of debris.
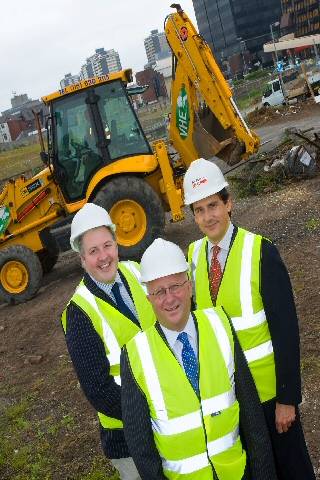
[228,127,320,197]
[246,99,320,128]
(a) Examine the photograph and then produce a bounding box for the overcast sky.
[1,1,197,112]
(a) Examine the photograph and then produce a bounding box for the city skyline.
[1,0,196,112]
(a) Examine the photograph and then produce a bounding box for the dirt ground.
[247,99,320,128]
[0,178,320,476]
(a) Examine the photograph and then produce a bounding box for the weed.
[305,218,320,231]
[78,456,119,480]
[229,162,288,198]
[61,413,75,429]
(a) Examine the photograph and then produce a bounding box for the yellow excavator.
[0,5,259,304]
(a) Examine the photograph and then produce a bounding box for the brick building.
[135,69,167,104]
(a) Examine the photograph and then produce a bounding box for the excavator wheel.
[0,245,43,305]
[94,176,165,261]
[37,249,59,274]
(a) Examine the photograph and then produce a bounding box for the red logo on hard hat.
[192,177,208,188]
[180,26,188,41]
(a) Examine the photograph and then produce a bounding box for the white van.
[261,79,285,107]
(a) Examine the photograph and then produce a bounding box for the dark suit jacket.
[64,271,140,459]
[229,227,301,405]
[121,318,278,480]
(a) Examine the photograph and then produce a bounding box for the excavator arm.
[165,5,260,166]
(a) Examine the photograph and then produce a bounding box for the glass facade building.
[193,0,282,64]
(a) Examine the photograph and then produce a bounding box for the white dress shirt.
[160,314,198,367]
[207,222,234,270]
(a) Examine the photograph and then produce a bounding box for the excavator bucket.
[192,105,245,165]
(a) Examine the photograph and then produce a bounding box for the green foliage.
[229,162,288,198]
[245,69,271,81]
[0,393,116,480]
[305,217,320,231]
[78,457,119,480]
[236,84,268,110]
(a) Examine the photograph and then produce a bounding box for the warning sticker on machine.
[180,26,188,41]
[21,178,42,197]
[0,206,10,235]
[176,85,190,139]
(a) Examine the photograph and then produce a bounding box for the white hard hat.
[183,158,229,205]
[140,238,189,283]
[70,203,116,252]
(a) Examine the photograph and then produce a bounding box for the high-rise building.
[144,29,170,66]
[11,94,29,108]
[60,73,80,89]
[80,60,95,80]
[80,48,122,80]
[105,49,122,73]
[281,0,320,37]
[192,0,282,69]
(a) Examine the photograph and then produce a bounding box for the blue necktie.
[111,282,136,322]
[177,332,199,394]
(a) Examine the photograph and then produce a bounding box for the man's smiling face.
[80,226,118,283]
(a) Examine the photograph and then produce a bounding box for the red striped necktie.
[209,245,222,302]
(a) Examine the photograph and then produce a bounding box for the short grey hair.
[78,226,116,255]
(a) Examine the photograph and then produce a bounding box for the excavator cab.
[49,78,152,202]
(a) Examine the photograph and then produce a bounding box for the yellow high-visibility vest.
[61,261,155,429]
[126,308,246,480]
[188,228,276,402]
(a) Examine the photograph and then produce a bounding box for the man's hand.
[275,402,296,433]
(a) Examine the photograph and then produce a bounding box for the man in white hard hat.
[184,158,315,480]
[61,203,155,480]
[120,238,277,480]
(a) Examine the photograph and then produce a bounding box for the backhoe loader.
[0,5,259,304]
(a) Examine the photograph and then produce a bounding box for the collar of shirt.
[89,271,121,297]
[160,313,198,354]
[207,222,234,270]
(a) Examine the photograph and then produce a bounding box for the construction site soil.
[247,99,320,128]
[0,159,320,477]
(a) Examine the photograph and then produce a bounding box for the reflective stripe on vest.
[128,308,245,479]
[188,229,276,402]
[61,261,155,429]
[162,427,239,475]
[76,284,121,384]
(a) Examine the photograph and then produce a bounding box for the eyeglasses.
[148,280,189,300]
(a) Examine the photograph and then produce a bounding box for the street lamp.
[240,40,248,75]
[270,21,287,104]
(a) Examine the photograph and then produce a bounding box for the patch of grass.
[229,162,288,198]
[0,392,117,479]
[0,143,43,181]
[0,396,52,480]
[236,84,268,110]
[78,457,119,480]
[305,217,320,231]
[245,69,271,81]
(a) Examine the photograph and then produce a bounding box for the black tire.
[93,176,165,260]
[0,245,43,304]
[37,249,59,274]
[263,102,270,107]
